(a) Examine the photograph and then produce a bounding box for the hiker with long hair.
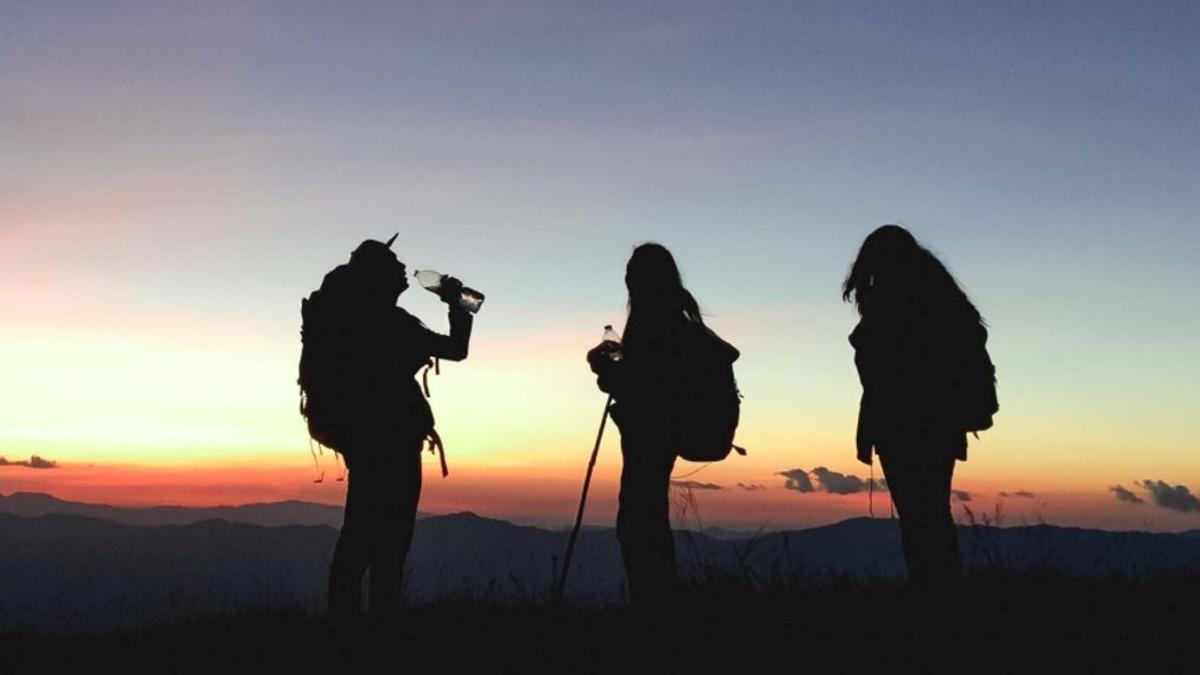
[300,237,474,621]
[588,243,739,607]
[844,225,996,587]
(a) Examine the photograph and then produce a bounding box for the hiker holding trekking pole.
[581,243,741,609]
[298,235,481,622]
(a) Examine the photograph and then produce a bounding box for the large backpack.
[672,327,746,462]
[298,266,448,474]
[297,265,356,455]
[948,324,999,434]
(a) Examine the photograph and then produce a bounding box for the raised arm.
[416,276,474,361]
[421,306,472,362]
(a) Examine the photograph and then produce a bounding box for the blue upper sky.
[2,1,1198,527]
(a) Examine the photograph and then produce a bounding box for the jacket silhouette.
[846,225,991,587]
[322,238,473,620]
[588,243,733,607]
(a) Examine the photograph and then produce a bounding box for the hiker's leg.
[617,429,677,606]
[878,451,918,580]
[367,442,423,617]
[329,453,370,619]
[879,452,960,587]
[925,457,962,582]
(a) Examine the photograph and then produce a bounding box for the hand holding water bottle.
[587,324,623,369]
[414,270,486,313]
[433,275,463,304]
[587,324,623,399]
[599,325,622,361]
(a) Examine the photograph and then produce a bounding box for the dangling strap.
[868,462,875,518]
[309,438,324,484]
[420,358,446,477]
[427,428,448,478]
[334,451,346,482]
[421,358,442,398]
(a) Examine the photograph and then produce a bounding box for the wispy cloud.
[952,490,973,502]
[0,455,58,469]
[736,483,765,492]
[1136,480,1200,513]
[670,480,722,491]
[1109,485,1145,505]
[1000,490,1037,499]
[778,469,815,493]
[812,467,883,495]
[778,468,883,495]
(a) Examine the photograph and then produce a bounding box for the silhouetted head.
[843,225,981,323]
[625,242,703,325]
[349,234,407,305]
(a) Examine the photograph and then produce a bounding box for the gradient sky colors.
[2,1,1199,531]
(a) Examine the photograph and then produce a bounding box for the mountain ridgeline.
[2,493,1198,634]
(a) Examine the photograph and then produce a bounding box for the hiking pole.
[555,394,613,601]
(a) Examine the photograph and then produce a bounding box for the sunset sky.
[2,1,1198,531]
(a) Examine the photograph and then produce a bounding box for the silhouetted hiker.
[298,236,474,621]
[587,243,740,607]
[844,225,998,588]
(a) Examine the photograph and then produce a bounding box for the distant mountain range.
[0,491,349,528]
[2,492,1198,634]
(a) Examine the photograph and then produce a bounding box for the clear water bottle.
[601,324,623,361]
[414,270,486,314]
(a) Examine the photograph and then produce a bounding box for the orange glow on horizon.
[3,457,1195,533]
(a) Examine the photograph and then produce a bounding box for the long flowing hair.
[843,225,983,326]
[624,243,704,342]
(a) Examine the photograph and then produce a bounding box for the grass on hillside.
[2,570,1193,673]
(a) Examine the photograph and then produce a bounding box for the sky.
[2,1,1199,531]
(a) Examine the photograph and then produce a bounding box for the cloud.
[736,483,765,492]
[778,468,884,495]
[1109,485,1145,505]
[811,467,869,495]
[778,469,815,493]
[1000,490,1037,499]
[670,480,722,491]
[951,490,973,502]
[0,455,58,469]
[1136,480,1200,513]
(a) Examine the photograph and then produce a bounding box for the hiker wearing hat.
[298,235,474,621]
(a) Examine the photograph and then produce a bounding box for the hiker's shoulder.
[684,321,739,362]
[318,264,354,291]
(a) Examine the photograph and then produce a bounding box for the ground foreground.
[2,575,1193,673]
